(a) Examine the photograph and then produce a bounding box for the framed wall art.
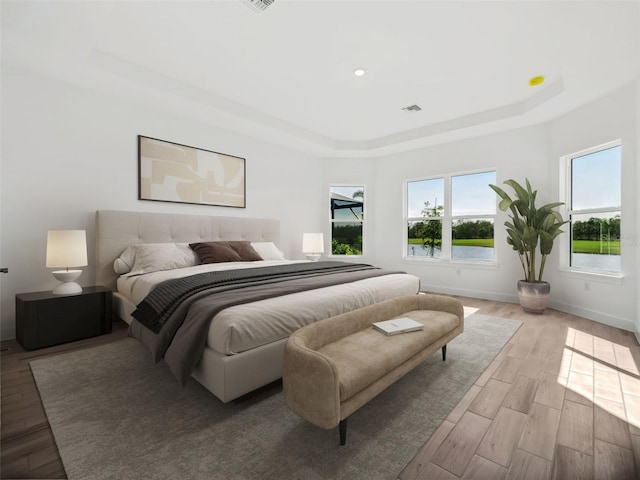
[138,135,246,208]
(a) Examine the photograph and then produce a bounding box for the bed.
[96,210,420,402]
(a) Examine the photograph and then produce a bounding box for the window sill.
[558,268,624,285]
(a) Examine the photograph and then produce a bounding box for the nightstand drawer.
[16,286,112,350]
[36,296,105,347]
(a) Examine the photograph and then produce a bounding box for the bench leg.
[339,418,347,446]
[442,344,447,361]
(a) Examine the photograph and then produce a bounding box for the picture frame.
[138,135,246,208]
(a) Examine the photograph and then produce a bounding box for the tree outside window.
[407,178,444,258]
[406,171,495,262]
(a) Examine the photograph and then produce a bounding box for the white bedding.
[117,261,420,355]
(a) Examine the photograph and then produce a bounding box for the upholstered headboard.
[95,210,280,291]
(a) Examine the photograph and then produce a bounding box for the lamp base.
[52,282,83,295]
[305,254,321,262]
[51,270,83,295]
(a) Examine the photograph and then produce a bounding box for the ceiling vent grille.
[239,0,275,13]
[402,104,422,112]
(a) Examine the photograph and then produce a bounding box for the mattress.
[117,261,420,355]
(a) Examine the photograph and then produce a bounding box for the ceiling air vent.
[238,0,275,13]
[402,104,422,112]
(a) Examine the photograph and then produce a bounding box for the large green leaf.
[489,184,511,201]
[504,179,529,203]
[498,198,512,212]
[523,224,538,249]
[489,178,567,282]
[539,230,554,255]
[539,202,565,211]
[506,230,525,252]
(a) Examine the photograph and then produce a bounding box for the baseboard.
[419,283,519,305]
[0,326,16,342]
[548,299,640,341]
[421,283,640,341]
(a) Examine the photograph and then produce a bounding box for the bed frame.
[95,209,285,403]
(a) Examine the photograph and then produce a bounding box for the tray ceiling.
[2,0,639,157]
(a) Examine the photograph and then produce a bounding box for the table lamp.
[302,233,324,261]
[46,230,88,295]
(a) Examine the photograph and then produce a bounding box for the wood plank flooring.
[1,321,129,479]
[2,297,639,479]
[399,296,640,480]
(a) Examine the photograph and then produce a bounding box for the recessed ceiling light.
[529,75,545,86]
[353,68,366,77]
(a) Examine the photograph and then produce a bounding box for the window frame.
[329,184,366,257]
[404,169,497,264]
[406,176,447,259]
[559,139,622,279]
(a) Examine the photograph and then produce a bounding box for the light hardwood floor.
[399,296,640,480]
[2,297,639,479]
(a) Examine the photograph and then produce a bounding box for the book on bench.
[372,317,424,336]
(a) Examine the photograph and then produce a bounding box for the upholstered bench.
[283,294,464,445]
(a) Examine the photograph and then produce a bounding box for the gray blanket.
[132,261,380,333]
[128,262,401,385]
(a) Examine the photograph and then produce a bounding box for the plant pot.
[517,280,550,314]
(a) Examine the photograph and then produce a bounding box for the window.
[330,185,364,255]
[406,171,495,261]
[451,171,496,261]
[407,178,444,258]
[564,141,621,274]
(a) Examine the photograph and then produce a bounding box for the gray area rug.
[31,314,521,480]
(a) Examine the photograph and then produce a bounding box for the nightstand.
[16,286,112,350]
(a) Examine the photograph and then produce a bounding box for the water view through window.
[451,171,495,261]
[569,143,621,274]
[406,171,496,261]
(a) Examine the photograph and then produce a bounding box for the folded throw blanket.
[132,261,378,333]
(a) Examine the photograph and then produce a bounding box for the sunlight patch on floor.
[557,327,640,429]
[463,306,479,318]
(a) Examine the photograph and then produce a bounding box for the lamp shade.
[46,230,88,268]
[302,233,324,254]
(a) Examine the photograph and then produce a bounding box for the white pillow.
[113,246,136,274]
[114,243,198,276]
[250,242,286,261]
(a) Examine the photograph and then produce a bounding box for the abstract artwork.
[138,136,246,208]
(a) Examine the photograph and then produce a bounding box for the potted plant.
[489,178,568,314]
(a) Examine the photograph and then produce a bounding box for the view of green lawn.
[572,240,620,255]
[408,238,620,254]
[408,238,439,245]
[452,238,494,248]
[409,238,620,255]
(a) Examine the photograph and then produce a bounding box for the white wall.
[0,64,324,339]
[547,84,638,335]
[323,84,639,337]
[369,125,550,304]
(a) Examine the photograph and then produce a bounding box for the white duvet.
[117,261,420,355]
